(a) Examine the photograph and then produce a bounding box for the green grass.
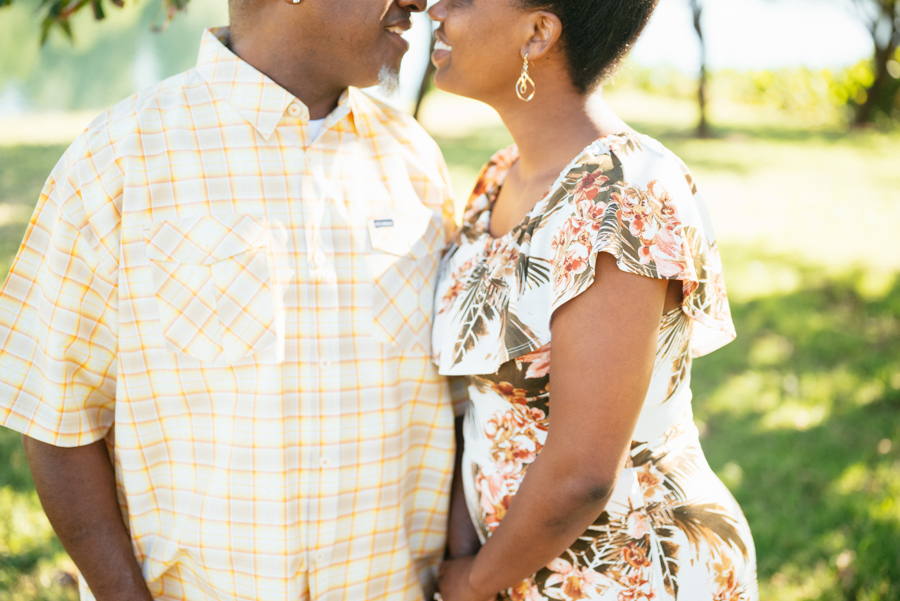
[0,90,898,600]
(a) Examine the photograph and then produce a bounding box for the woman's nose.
[427,0,447,22]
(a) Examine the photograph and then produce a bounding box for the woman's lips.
[432,38,452,64]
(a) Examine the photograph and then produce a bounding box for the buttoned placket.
[295,103,351,597]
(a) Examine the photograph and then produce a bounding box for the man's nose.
[397,0,427,13]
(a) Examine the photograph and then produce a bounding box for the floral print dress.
[432,134,758,601]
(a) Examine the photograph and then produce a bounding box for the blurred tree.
[849,0,899,124]
[414,35,435,121]
[688,0,711,137]
[0,0,186,43]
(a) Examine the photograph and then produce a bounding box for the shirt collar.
[195,27,358,140]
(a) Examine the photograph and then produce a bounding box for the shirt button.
[287,102,302,117]
[319,455,331,468]
[312,251,326,267]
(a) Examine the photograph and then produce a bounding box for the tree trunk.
[690,0,711,138]
[854,45,895,125]
[414,35,437,122]
[853,0,898,126]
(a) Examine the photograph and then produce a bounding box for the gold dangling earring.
[516,53,535,102]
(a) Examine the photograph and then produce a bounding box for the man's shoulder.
[48,69,206,190]
[85,69,204,140]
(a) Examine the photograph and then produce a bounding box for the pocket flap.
[144,214,267,265]
[368,201,436,258]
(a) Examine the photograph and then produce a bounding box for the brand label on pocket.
[373,219,394,228]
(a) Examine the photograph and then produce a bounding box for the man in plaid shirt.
[0,0,462,599]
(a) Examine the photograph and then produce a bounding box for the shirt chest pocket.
[143,214,277,365]
[368,201,442,355]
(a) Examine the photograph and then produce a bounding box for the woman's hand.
[437,556,495,601]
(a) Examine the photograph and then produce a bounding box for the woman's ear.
[520,12,562,61]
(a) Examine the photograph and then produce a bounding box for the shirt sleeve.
[0,131,122,447]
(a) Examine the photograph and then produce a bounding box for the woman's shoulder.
[578,133,696,191]
[534,132,735,358]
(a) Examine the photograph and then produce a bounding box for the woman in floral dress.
[427,0,758,600]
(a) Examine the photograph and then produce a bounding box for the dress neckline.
[481,132,638,242]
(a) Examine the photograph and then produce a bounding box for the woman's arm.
[438,252,668,601]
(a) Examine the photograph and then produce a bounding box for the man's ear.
[520,12,562,61]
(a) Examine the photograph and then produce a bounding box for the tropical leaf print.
[656,309,692,400]
[516,255,551,294]
[658,538,681,597]
[673,503,749,559]
[451,266,507,367]
[503,310,541,359]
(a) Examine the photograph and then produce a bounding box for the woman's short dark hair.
[518,0,659,93]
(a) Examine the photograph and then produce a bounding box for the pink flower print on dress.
[509,580,544,601]
[476,469,513,531]
[515,343,551,379]
[544,558,603,600]
[487,237,520,280]
[622,543,653,569]
[613,180,689,278]
[635,462,668,504]
[573,170,610,204]
[710,555,742,601]
[614,571,657,601]
[626,510,653,539]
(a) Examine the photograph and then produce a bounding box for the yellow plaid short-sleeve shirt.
[0,28,460,601]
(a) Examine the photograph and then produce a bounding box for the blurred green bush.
[620,48,900,128]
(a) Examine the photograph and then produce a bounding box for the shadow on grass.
[0,429,32,492]
[691,256,900,600]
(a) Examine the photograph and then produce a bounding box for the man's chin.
[377,66,401,97]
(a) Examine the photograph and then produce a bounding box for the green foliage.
[835,54,900,126]
[616,63,699,101]
[0,0,224,112]
[654,54,900,129]
[0,0,187,45]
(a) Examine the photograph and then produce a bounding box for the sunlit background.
[1,0,899,599]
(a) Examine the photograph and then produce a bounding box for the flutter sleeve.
[547,137,736,358]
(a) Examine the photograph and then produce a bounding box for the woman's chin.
[432,69,472,100]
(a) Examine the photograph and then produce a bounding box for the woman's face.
[427,0,534,103]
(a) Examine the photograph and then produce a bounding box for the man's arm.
[22,436,153,601]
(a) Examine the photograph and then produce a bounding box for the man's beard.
[377,65,401,97]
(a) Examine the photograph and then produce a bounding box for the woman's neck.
[495,88,633,183]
